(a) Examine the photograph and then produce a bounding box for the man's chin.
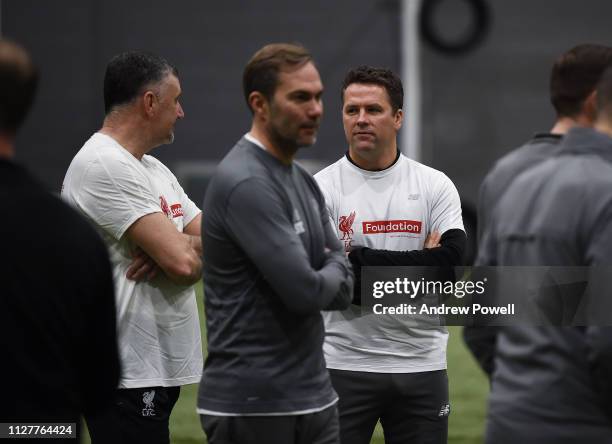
[351,143,375,154]
[158,132,175,146]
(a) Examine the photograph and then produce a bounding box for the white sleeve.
[74,156,161,240]
[173,174,201,227]
[430,173,465,234]
[151,157,201,227]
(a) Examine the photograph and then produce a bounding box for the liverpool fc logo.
[142,390,156,417]
[338,211,356,251]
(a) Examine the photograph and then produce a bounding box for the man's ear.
[249,91,269,120]
[583,90,598,123]
[142,90,157,117]
[394,108,403,131]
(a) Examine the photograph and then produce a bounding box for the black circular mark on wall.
[419,0,491,56]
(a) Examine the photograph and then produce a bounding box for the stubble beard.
[155,130,175,148]
[268,121,299,154]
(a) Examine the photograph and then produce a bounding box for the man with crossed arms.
[316,65,465,444]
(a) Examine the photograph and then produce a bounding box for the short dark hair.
[550,44,612,118]
[341,66,404,112]
[243,43,312,112]
[104,51,178,114]
[595,66,612,119]
[0,40,38,134]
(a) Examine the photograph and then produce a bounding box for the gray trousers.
[200,404,339,444]
[330,369,449,444]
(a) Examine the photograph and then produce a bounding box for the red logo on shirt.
[170,204,183,218]
[362,220,422,234]
[159,195,172,219]
[339,211,356,252]
[339,212,356,240]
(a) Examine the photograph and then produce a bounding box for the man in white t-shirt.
[315,66,466,444]
[62,51,203,444]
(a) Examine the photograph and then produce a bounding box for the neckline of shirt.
[94,132,149,163]
[532,132,563,141]
[342,150,405,178]
[245,132,268,151]
[94,131,120,146]
[244,133,294,170]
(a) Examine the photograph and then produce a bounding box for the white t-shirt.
[62,132,203,388]
[315,153,464,373]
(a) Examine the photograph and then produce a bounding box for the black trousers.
[85,386,180,444]
[330,369,449,444]
[200,403,340,444]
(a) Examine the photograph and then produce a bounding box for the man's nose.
[177,102,185,119]
[307,98,323,119]
[356,109,369,125]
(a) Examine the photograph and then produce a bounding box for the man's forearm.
[126,212,202,286]
[162,250,201,286]
[186,233,202,257]
[321,251,354,311]
[132,238,201,286]
[347,229,465,306]
[166,234,201,285]
[349,229,466,267]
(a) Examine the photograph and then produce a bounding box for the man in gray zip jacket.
[478,67,612,444]
[465,44,612,378]
[198,43,353,444]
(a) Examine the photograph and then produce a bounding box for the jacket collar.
[559,127,612,164]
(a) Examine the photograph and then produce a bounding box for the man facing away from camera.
[0,39,119,442]
[315,66,465,444]
[198,43,353,444]
[62,51,203,444]
[477,62,612,444]
[465,44,612,378]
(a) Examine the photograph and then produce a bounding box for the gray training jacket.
[466,133,563,378]
[198,136,353,415]
[478,127,612,444]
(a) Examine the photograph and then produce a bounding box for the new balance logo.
[438,403,450,417]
